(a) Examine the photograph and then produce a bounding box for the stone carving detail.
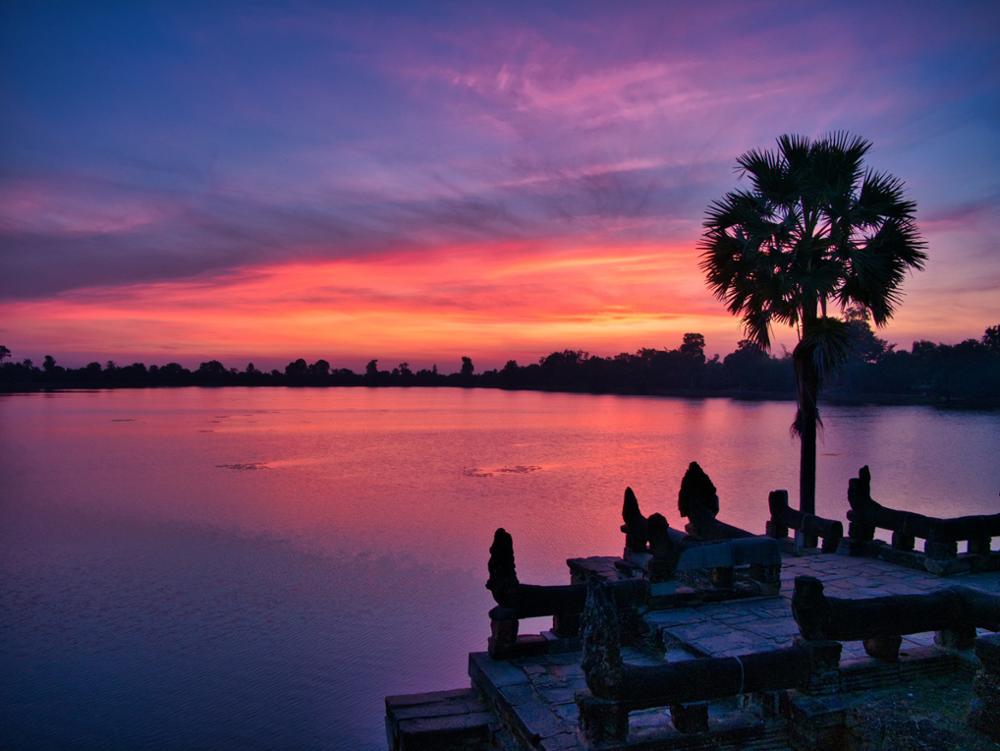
[646,512,679,581]
[486,527,519,607]
[580,579,624,698]
[677,461,719,537]
[621,487,648,554]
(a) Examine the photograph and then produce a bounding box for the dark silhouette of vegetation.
[2,323,997,407]
[700,133,926,514]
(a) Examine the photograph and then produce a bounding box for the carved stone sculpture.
[677,461,719,537]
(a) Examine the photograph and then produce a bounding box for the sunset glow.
[2,2,998,367]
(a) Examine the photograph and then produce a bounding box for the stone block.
[576,692,628,743]
[670,701,709,733]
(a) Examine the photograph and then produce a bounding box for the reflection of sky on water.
[1,388,997,749]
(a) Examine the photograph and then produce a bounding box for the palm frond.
[855,170,916,224]
[837,219,927,325]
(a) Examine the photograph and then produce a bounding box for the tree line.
[2,320,997,406]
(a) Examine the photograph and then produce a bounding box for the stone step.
[385,688,494,751]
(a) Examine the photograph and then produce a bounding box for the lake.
[1,388,997,750]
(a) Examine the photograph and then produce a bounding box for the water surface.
[1,388,997,749]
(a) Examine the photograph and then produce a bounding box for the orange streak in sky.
[1,242,739,367]
[2,237,988,368]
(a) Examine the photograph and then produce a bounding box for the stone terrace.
[386,551,1000,751]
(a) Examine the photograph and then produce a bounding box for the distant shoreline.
[3,324,997,408]
[3,383,996,410]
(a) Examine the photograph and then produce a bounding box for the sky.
[1,0,998,370]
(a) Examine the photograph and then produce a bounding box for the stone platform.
[386,552,1000,751]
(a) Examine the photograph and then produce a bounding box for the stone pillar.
[890,530,915,552]
[968,635,1000,741]
[935,624,976,651]
[968,536,991,556]
[797,639,842,695]
[766,489,790,539]
[488,606,518,657]
[710,566,734,589]
[863,635,902,661]
[748,563,781,595]
[924,538,957,561]
[795,528,819,551]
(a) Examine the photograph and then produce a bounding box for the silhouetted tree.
[700,132,926,513]
[984,325,1000,354]
[460,356,474,385]
[197,360,227,386]
[310,359,331,380]
[0,345,10,363]
[679,333,706,362]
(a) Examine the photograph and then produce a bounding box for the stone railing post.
[488,606,519,657]
[766,489,790,539]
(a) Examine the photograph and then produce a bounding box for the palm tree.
[699,133,926,514]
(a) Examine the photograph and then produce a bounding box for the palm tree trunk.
[793,335,819,516]
[798,400,817,515]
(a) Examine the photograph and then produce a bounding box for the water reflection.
[1,388,997,749]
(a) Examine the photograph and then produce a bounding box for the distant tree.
[700,132,926,513]
[0,345,10,363]
[984,324,1000,354]
[679,333,706,364]
[42,355,57,372]
[310,359,330,378]
[723,339,773,390]
[460,356,475,382]
[365,359,379,385]
[284,358,308,384]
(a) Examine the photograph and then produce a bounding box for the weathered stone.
[580,580,623,697]
[670,701,709,733]
[576,693,628,743]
